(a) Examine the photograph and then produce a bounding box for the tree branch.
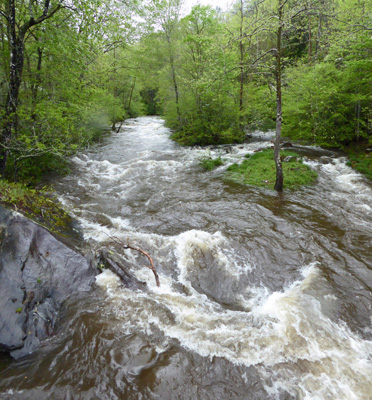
[106,235,160,287]
[21,2,64,35]
[123,243,160,287]
[0,10,9,20]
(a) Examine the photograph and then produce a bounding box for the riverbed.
[1,116,372,399]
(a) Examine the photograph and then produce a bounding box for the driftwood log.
[97,239,160,288]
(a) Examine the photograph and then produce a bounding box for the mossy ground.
[0,180,72,234]
[225,149,318,189]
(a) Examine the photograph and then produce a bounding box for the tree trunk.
[274,0,284,192]
[239,0,244,131]
[31,46,43,121]
[0,0,26,177]
[171,60,181,122]
[126,77,136,111]
[0,0,62,178]
[168,48,181,123]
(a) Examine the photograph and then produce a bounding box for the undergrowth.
[0,180,72,234]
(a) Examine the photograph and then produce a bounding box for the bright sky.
[182,0,235,15]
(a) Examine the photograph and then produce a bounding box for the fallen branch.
[122,243,160,287]
[102,234,160,287]
[116,120,124,133]
[98,248,146,289]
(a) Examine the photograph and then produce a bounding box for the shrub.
[199,156,224,170]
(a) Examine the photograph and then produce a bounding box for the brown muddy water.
[1,117,372,399]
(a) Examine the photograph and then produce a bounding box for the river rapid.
[1,116,372,399]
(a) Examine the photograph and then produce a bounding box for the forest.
[0,0,371,185]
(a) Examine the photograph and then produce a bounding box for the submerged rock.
[0,205,98,359]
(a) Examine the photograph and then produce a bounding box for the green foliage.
[0,180,73,234]
[7,153,70,185]
[244,85,276,131]
[199,156,224,170]
[171,123,244,146]
[283,47,372,148]
[281,1,372,148]
[347,152,372,181]
[140,88,163,115]
[148,4,245,146]
[0,0,145,182]
[225,149,317,189]
[1,0,371,184]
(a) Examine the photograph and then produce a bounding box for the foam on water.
[174,229,252,281]
[305,158,372,197]
[304,158,372,231]
[96,231,372,399]
[58,118,372,399]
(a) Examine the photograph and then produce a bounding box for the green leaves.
[0,0,148,181]
[283,27,372,148]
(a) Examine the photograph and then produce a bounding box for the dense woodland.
[0,0,371,185]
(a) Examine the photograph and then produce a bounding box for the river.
[1,116,372,399]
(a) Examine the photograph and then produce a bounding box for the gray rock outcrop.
[0,205,98,359]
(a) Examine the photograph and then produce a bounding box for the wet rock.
[319,156,334,164]
[282,156,297,163]
[210,145,235,154]
[223,145,234,154]
[281,141,293,148]
[183,244,249,310]
[0,205,98,359]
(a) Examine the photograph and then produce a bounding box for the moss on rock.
[0,180,72,235]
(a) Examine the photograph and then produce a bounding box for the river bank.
[345,145,372,180]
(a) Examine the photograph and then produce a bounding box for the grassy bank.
[346,149,372,181]
[0,180,72,234]
[225,149,318,189]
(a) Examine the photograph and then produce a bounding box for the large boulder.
[0,205,98,359]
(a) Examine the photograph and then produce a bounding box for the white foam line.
[96,259,372,399]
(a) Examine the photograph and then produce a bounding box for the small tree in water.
[268,0,311,191]
[274,0,284,192]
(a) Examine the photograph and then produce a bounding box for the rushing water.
[1,116,372,399]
